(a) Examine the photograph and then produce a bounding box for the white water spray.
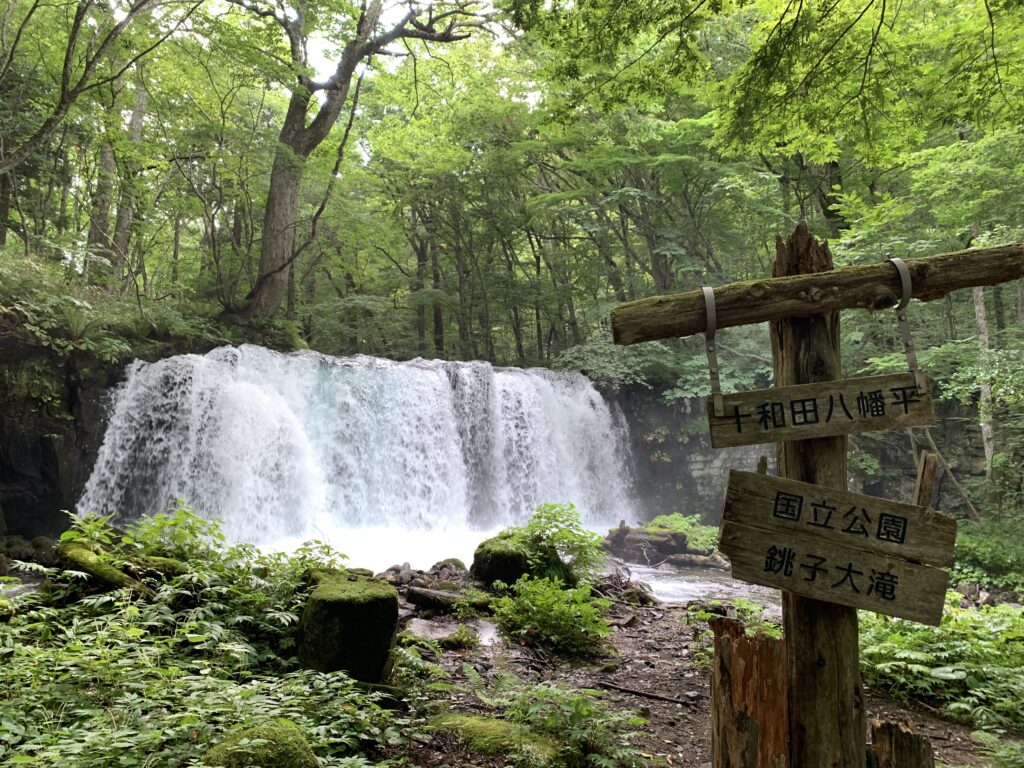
[79,345,637,567]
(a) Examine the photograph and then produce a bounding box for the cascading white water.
[79,345,637,567]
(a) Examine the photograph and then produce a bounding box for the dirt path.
[395,600,988,767]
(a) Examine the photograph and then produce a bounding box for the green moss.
[438,623,479,650]
[297,571,398,681]
[471,532,531,588]
[433,714,557,764]
[57,541,155,600]
[0,597,14,622]
[203,719,317,768]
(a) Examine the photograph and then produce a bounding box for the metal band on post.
[703,286,724,416]
[889,257,927,393]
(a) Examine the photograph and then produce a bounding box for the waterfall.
[79,345,637,554]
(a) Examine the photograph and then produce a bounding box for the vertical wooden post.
[772,223,866,766]
[710,617,788,768]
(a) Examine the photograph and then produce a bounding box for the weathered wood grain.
[720,520,949,625]
[771,225,865,767]
[707,372,935,448]
[711,617,788,768]
[866,720,935,768]
[722,470,957,567]
[611,243,1024,345]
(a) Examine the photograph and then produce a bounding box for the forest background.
[1,0,1023,526]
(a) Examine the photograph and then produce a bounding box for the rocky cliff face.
[0,358,112,538]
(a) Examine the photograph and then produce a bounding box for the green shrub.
[0,510,402,767]
[506,502,604,586]
[859,595,1024,730]
[646,513,720,551]
[506,683,656,768]
[951,520,1024,593]
[492,576,610,656]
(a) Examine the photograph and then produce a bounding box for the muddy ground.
[391,594,990,768]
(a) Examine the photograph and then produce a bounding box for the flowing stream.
[79,345,638,570]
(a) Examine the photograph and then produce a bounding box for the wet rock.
[30,536,57,566]
[297,569,398,683]
[4,535,34,562]
[470,533,530,588]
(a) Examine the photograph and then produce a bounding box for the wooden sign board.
[706,372,935,448]
[719,470,957,625]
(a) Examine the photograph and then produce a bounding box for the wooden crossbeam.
[611,243,1024,345]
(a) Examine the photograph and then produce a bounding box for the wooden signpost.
[720,470,956,625]
[609,224,1024,767]
[707,372,935,448]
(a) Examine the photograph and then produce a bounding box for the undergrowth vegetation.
[492,576,611,656]
[0,509,402,767]
[950,520,1024,593]
[489,503,612,656]
[860,595,1024,731]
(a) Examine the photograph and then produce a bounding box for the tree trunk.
[773,222,866,768]
[171,215,181,284]
[972,286,995,476]
[711,617,788,768]
[112,84,148,284]
[0,172,10,247]
[431,239,445,357]
[87,141,116,279]
[248,142,304,316]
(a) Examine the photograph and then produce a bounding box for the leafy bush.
[0,510,401,767]
[506,683,656,768]
[860,595,1024,730]
[504,502,604,586]
[492,576,610,656]
[951,521,1024,593]
[646,513,720,551]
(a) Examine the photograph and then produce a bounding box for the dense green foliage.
[503,502,605,586]
[493,576,611,656]
[0,511,403,767]
[860,596,1024,731]
[951,521,1024,593]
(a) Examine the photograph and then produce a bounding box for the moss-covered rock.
[297,570,398,682]
[203,719,318,768]
[57,541,156,599]
[438,623,479,650]
[471,532,530,588]
[433,714,557,765]
[4,535,34,561]
[0,597,14,622]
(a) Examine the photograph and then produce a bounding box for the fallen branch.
[596,680,697,705]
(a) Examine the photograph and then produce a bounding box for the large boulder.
[203,720,317,768]
[297,570,398,682]
[470,532,530,587]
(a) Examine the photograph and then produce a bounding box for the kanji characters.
[831,562,864,593]
[876,513,908,544]
[773,491,803,521]
[856,389,887,418]
[790,397,820,425]
[841,506,871,537]
[868,569,899,600]
[756,401,786,430]
[764,545,796,576]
